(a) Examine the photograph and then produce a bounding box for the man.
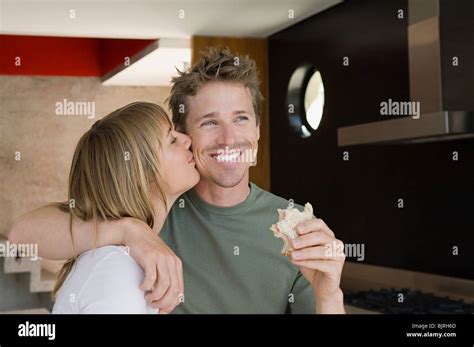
[9,47,345,314]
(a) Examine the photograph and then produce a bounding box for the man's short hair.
[166,47,263,131]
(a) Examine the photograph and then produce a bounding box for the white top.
[52,245,157,314]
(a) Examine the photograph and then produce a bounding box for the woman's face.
[161,126,200,199]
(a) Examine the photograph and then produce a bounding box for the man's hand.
[290,218,346,313]
[122,218,184,314]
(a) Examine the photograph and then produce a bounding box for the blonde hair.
[52,102,172,299]
[167,46,263,131]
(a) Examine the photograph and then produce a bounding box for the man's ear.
[256,123,260,141]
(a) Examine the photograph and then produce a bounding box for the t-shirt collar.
[186,182,258,215]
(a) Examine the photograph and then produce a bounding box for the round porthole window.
[286,65,325,138]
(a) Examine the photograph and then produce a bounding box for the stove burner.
[344,288,474,314]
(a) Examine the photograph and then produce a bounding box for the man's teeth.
[213,151,241,162]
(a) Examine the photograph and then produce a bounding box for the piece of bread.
[270,203,314,256]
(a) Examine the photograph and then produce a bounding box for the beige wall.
[0,76,171,238]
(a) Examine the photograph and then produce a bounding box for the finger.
[291,231,334,250]
[291,245,340,261]
[176,259,184,305]
[145,260,171,303]
[140,259,157,292]
[163,259,184,311]
[151,259,181,310]
[291,258,336,273]
[159,303,177,314]
[296,218,335,237]
[159,257,184,313]
[153,296,178,314]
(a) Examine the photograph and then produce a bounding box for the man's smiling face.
[183,81,260,188]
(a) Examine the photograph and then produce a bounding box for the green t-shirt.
[160,182,316,314]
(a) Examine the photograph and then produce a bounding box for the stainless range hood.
[337,0,474,146]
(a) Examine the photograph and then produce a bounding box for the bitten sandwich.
[270,203,314,256]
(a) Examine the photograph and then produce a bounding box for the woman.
[51,102,199,313]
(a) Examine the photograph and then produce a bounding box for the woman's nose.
[181,133,192,149]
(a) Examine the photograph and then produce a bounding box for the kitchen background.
[0,0,473,313]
